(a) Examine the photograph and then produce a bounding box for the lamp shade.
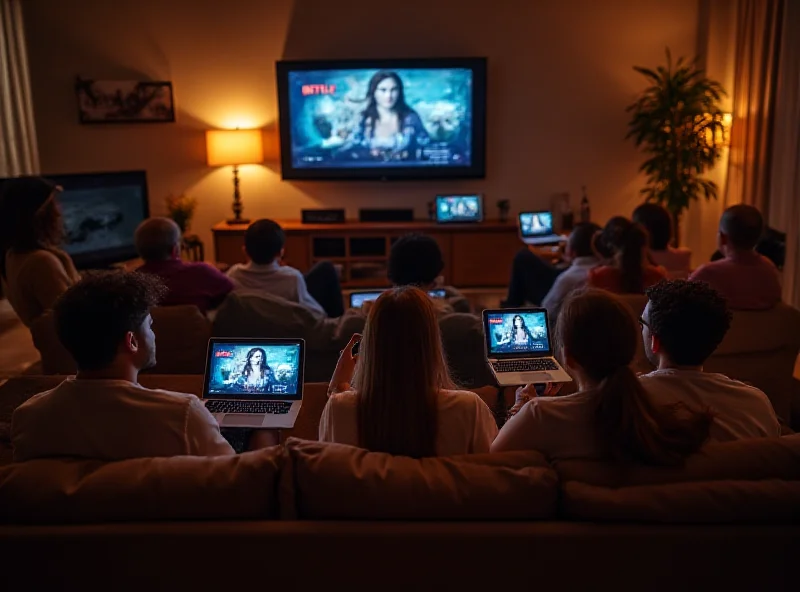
[206,129,264,166]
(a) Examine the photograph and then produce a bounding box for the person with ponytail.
[0,177,79,327]
[588,217,666,294]
[320,286,497,457]
[491,289,712,465]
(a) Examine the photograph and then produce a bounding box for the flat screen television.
[276,57,487,181]
[45,170,150,269]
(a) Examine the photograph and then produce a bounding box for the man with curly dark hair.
[639,279,780,440]
[12,271,234,461]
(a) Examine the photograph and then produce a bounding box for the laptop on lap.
[518,211,565,245]
[202,338,305,428]
[482,308,572,386]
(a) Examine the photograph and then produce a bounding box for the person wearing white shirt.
[227,219,344,318]
[639,279,781,439]
[320,287,498,457]
[12,271,234,462]
[540,222,601,320]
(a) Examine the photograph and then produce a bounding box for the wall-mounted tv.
[276,57,487,181]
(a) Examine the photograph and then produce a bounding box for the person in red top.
[690,205,782,310]
[135,218,233,314]
[588,217,667,294]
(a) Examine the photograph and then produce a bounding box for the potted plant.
[165,193,198,234]
[626,49,727,244]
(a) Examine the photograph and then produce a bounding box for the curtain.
[0,0,39,176]
[724,0,784,215]
[768,0,800,307]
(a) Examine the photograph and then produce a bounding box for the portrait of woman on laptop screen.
[209,344,300,396]
[492,313,547,353]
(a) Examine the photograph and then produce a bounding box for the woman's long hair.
[354,286,454,458]
[557,289,712,465]
[0,177,64,278]
[360,71,413,135]
[601,217,650,293]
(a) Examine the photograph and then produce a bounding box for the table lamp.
[206,129,264,224]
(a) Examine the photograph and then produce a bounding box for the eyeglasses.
[638,316,650,329]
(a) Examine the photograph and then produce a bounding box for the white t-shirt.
[319,389,498,455]
[492,370,781,461]
[11,378,235,462]
[639,369,780,440]
[226,261,326,318]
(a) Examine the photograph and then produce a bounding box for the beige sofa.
[618,296,800,426]
[0,435,797,590]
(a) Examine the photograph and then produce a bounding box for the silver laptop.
[518,211,565,245]
[202,338,304,429]
[349,289,446,308]
[482,308,572,386]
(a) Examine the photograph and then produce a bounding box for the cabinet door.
[214,234,247,265]
[284,235,311,272]
[451,231,520,287]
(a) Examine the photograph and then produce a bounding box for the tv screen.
[276,57,486,180]
[45,170,150,269]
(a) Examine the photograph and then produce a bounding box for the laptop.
[518,211,565,245]
[435,194,483,223]
[202,338,305,428]
[349,289,447,308]
[482,308,572,386]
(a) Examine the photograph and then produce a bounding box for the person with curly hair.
[11,271,234,461]
[639,279,780,439]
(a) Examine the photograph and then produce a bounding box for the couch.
[618,296,800,426]
[0,434,797,590]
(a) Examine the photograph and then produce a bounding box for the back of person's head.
[644,280,732,367]
[720,205,763,251]
[568,222,601,258]
[134,217,181,261]
[557,289,712,465]
[0,176,63,278]
[353,286,454,458]
[593,216,629,259]
[244,219,285,265]
[600,217,649,293]
[55,271,167,372]
[387,233,444,287]
[632,202,673,251]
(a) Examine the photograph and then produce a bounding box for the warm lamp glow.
[206,129,264,167]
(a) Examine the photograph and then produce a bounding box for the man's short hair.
[645,280,732,366]
[568,222,601,258]
[720,205,763,250]
[388,233,444,286]
[134,217,181,261]
[632,202,673,250]
[244,219,285,265]
[55,271,167,371]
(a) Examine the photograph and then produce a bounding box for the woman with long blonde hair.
[320,286,497,457]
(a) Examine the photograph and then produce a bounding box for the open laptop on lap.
[202,338,304,428]
[482,308,571,386]
[518,211,565,245]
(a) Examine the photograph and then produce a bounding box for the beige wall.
[22,0,701,258]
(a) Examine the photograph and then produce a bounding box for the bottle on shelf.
[580,185,591,223]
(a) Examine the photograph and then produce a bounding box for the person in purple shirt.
[135,218,233,314]
[690,205,782,310]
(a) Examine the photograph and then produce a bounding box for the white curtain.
[0,0,39,176]
[768,0,800,308]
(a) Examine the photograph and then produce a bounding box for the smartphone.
[428,289,447,299]
[352,340,360,356]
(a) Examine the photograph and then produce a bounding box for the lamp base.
[226,217,251,226]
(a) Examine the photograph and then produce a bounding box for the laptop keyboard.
[492,359,559,373]
[205,400,292,415]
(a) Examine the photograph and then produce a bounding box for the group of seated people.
[0,175,788,465]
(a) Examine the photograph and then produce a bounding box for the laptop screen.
[350,289,447,308]
[436,195,483,223]
[204,340,303,400]
[484,310,551,356]
[519,211,554,237]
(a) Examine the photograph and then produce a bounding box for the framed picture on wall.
[75,78,176,124]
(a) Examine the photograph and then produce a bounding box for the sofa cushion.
[554,435,800,487]
[282,438,557,520]
[0,446,284,524]
[563,480,800,523]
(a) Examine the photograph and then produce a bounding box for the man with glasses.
[638,280,780,440]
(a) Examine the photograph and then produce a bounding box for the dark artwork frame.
[75,78,176,124]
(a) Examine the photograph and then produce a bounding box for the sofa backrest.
[29,305,211,375]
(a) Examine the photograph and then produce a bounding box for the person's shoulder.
[132,384,201,406]
[689,260,719,279]
[328,390,358,407]
[437,389,491,411]
[17,249,67,272]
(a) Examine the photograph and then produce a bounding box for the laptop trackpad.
[220,414,264,427]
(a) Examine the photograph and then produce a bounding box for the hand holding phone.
[329,333,362,397]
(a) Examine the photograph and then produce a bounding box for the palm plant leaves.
[627,49,726,221]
